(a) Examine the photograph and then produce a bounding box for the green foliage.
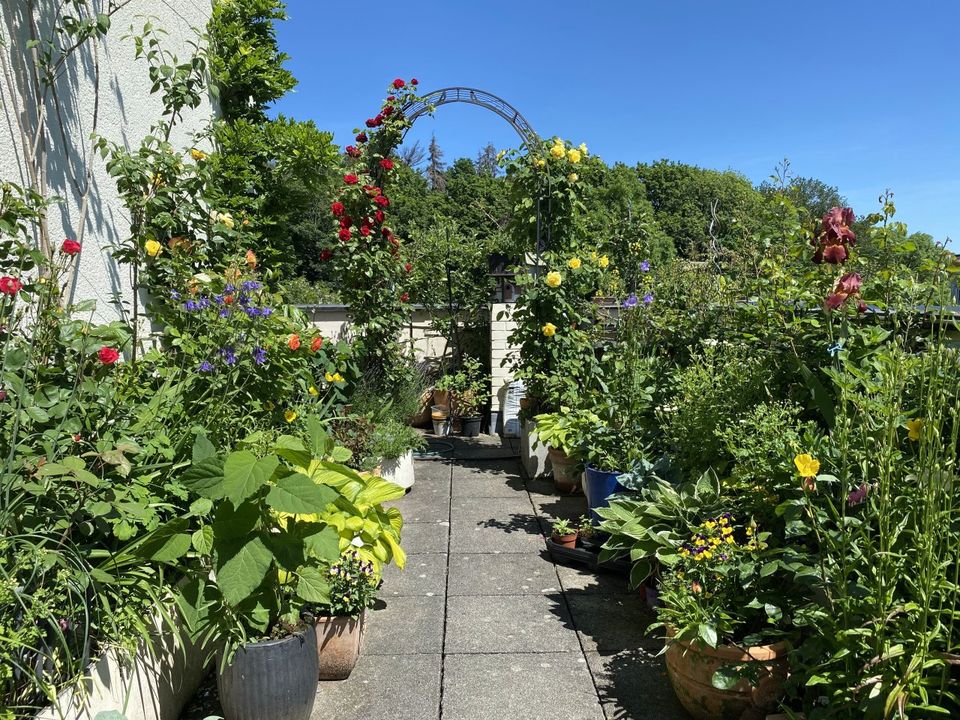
[368,419,426,461]
[318,551,379,618]
[436,356,489,417]
[551,518,575,536]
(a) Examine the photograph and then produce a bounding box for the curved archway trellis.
[402,86,539,146]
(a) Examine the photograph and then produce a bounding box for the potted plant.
[308,551,379,680]
[576,515,595,544]
[441,356,489,437]
[532,407,596,493]
[369,418,426,490]
[550,518,578,549]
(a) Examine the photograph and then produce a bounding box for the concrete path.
[308,436,690,720]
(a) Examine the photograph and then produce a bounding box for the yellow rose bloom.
[906,418,923,441]
[567,173,578,182]
[598,255,609,268]
[568,257,582,269]
[542,322,557,337]
[535,158,546,168]
[145,239,162,258]
[284,409,297,423]
[217,212,235,230]
[544,271,562,288]
[794,453,820,478]
[190,148,207,161]
[566,149,581,164]
[308,385,319,397]
[549,144,565,159]
[579,143,588,155]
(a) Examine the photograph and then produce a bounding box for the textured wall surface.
[0,0,214,324]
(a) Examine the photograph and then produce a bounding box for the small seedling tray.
[545,537,631,574]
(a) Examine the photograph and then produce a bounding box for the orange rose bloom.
[310,336,323,352]
[245,249,257,269]
[287,334,301,350]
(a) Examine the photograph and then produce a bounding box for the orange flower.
[310,336,323,352]
[245,249,257,269]
[287,334,301,351]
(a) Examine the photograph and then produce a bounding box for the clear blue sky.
[272,0,958,245]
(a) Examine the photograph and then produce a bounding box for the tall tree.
[399,140,426,168]
[475,142,499,177]
[427,134,447,192]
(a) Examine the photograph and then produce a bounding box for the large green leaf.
[192,433,216,462]
[295,566,330,604]
[303,525,340,562]
[181,456,225,498]
[216,536,273,606]
[266,472,338,514]
[274,435,311,468]
[221,452,279,505]
[135,518,192,562]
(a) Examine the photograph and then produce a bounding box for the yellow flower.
[725,536,735,544]
[325,371,345,383]
[568,257,582,270]
[567,173,578,182]
[217,212,235,230]
[794,453,820,478]
[544,271,562,288]
[578,142,588,155]
[535,158,546,168]
[542,322,557,337]
[907,418,923,441]
[590,251,599,261]
[550,144,565,159]
[308,386,319,397]
[566,148,581,164]
[324,371,334,382]
[145,239,162,258]
[284,409,297,423]
[333,372,344,383]
[190,148,207,161]
[598,255,609,268]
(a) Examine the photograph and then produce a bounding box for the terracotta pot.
[315,612,365,680]
[664,628,789,720]
[547,447,581,493]
[551,531,577,549]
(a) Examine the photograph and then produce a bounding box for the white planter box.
[380,450,415,490]
[520,420,551,479]
[36,612,206,720]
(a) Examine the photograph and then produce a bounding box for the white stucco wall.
[0,0,214,323]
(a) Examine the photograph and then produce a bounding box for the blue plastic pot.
[583,464,625,523]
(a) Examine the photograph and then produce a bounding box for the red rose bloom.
[400,292,409,302]
[374,210,385,224]
[392,78,405,89]
[379,158,394,171]
[386,95,396,102]
[404,262,413,273]
[331,201,345,217]
[339,228,352,242]
[360,224,371,237]
[411,78,418,85]
[345,145,362,158]
[320,249,333,261]
[339,216,352,229]
[382,106,393,117]
[374,195,390,207]
[355,132,367,143]
[343,174,359,185]
[310,336,323,352]
[0,276,22,296]
[61,239,82,255]
[98,347,120,365]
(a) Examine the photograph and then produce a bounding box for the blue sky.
[272,0,958,244]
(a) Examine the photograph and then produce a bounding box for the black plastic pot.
[217,625,319,720]
[460,415,482,437]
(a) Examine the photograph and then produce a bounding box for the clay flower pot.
[315,612,365,680]
[551,531,578,549]
[547,447,580,493]
[664,628,789,720]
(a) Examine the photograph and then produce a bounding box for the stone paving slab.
[554,561,633,595]
[311,653,441,720]
[442,652,604,720]
[452,461,527,498]
[388,486,450,523]
[565,592,661,654]
[445,593,581,654]
[447,551,560,596]
[363,595,445,655]
[409,458,453,482]
[449,497,544,553]
[400,521,449,554]
[530,493,589,525]
[584,649,691,719]
[381,553,447,597]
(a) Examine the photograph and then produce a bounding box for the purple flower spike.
[219,347,237,365]
[643,293,654,304]
[640,260,651,272]
[199,360,215,372]
[252,347,267,365]
[622,293,638,309]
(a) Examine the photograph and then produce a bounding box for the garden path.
[180,434,689,720]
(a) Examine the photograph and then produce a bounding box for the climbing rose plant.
[323,78,426,379]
